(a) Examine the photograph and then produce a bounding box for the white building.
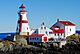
[32,19,76,42]
[28,34,48,43]
[51,19,76,38]
[33,22,54,42]
[33,22,64,42]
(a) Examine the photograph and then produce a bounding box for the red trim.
[53,29,64,33]
[29,34,44,37]
[20,10,26,12]
[22,20,28,23]
[59,21,75,26]
[18,20,28,23]
[51,26,60,29]
[19,15,22,32]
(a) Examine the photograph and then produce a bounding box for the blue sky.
[0,0,80,32]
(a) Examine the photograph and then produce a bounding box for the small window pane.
[32,38,34,40]
[70,29,71,31]
[55,33,56,36]
[35,38,36,40]
[46,31,47,34]
[27,28,28,30]
[30,38,31,40]
[44,27,46,29]
[61,33,62,36]
[58,33,59,36]
[37,38,38,40]
[49,32,52,34]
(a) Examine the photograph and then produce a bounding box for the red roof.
[19,4,26,8]
[30,34,44,37]
[59,21,75,26]
[20,10,26,12]
[53,29,64,33]
[52,26,60,28]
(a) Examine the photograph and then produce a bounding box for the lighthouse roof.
[19,4,26,8]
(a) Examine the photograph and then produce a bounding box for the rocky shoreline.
[0,43,80,54]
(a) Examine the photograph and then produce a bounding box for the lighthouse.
[16,4,32,36]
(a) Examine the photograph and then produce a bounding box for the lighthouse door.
[27,32,29,35]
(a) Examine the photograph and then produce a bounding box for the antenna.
[41,17,45,26]
[57,19,59,22]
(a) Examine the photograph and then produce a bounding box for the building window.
[44,27,46,29]
[49,32,52,34]
[37,38,38,40]
[41,27,42,29]
[27,27,28,30]
[58,33,59,36]
[46,31,47,34]
[55,33,56,36]
[70,29,71,31]
[61,33,62,36]
[64,36,65,37]
[30,38,31,40]
[32,38,34,40]
[34,31,36,33]
[35,38,36,40]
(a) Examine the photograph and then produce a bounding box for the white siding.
[38,25,55,42]
[18,11,32,35]
[65,26,75,37]
[37,25,64,41]
[21,12,28,20]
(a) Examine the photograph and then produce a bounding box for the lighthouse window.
[70,29,71,31]
[27,28,28,30]
[44,27,46,29]
[21,12,25,14]
[41,27,43,29]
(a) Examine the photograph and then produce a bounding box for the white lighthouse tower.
[16,4,32,36]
